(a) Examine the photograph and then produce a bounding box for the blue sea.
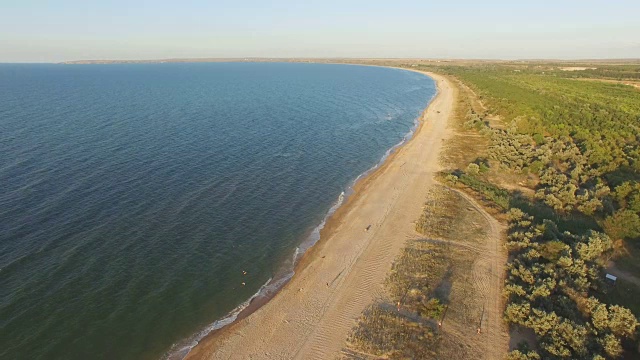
[0,62,435,359]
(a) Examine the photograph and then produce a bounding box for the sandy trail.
[451,188,509,359]
[186,71,453,360]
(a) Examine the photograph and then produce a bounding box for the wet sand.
[185,70,454,360]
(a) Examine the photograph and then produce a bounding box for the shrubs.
[457,110,617,220]
[418,298,445,319]
[503,209,639,359]
[450,67,640,174]
[506,349,541,360]
[346,235,451,358]
[347,305,439,359]
[473,112,640,245]
[466,162,480,175]
[612,182,640,213]
[602,210,640,241]
[440,65,640,244]
[482,121,613,216]
[417,62,640,357]
[449,172,511,210]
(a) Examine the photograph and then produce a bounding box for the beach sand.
[185,71,453,360]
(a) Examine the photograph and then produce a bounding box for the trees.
[608,305,639,338]
[506,349,541,360]
[444,65,640,244]
[602,210,640,241]
[414,62,640,358]
[502,211,638,359]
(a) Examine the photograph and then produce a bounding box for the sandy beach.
[185,70,453,360]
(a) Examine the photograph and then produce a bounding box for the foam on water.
[0,63,436,360]
[169,81,437,360]
[163,277,273,360]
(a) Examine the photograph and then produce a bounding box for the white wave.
[167,85,438,360]
[162,277,272,360]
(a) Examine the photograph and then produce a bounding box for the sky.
[1,0,639,62]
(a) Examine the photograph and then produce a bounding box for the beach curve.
[184,70,454,360]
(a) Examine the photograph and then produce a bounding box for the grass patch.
[615,243,640,275]
[345,305,439,359]
[345,183,494,359]
[386,241,450,309]
[415,186,487,244]
[345,240,448,359]
[599,279,640,318]
[457,173,511,209]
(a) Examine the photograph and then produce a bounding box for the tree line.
[419,62,640,358]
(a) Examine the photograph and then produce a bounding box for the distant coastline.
[59,57,640,65]
[60,58,371,65]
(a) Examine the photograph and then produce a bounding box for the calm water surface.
[0,63,435,359]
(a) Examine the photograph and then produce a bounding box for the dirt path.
[607,261,640,288]
[450,188,509,359]
[185,71,454,360]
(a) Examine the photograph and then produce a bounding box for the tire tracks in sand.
[402,187,510,359]
[185,71,454,360]
[450,188,509,359]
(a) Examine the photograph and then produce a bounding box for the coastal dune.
[186,71,453,359]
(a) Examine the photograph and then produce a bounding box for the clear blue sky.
[2,0,639,62]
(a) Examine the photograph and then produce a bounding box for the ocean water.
[0,62,435,360]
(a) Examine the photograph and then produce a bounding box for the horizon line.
[2,57,640,65]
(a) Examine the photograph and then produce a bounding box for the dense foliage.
[439,65,640,243]
[504,209,638,359]
[424,63,640,358]
[456,69,640,174]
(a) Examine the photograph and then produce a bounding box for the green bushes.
[506,349,541,360]
[503,209,639,359]
[411,62,640,357]
[435,64,640,244]
[449,72,640,171]
[453,173,511,210]
[433,64,640,169]
[423,63,640,358]
[602,210,640,242]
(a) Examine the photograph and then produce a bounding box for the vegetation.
[344,186,491,359]
[342,59,640,358]
[418,63,640,170]
[346,305,439,359]
[419,62,640,243]
[504,208,638,359]
[446,171,511,210]
[344,240,447,359]
[415,186,489,242]
[420,62,640,358]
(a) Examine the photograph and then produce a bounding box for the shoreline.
[182,68,452,360]
[164,65,435,359]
